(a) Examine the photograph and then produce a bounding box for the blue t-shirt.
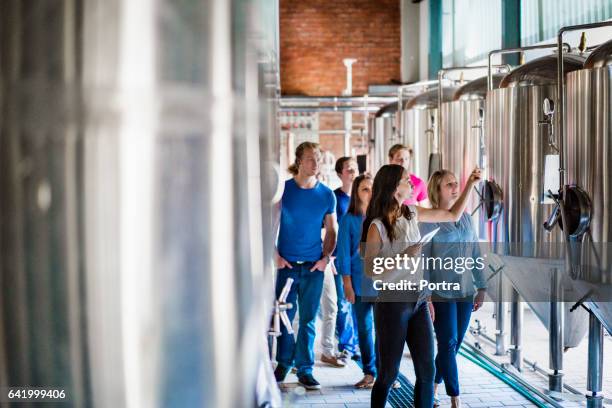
[333,188,351,222]
[278,178,336,262]
[333,188,350,257]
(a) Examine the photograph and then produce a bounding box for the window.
[442,0,502,67]
[521,0,612,45]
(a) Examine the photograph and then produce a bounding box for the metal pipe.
[549,267,564,392]
[587,313,604,408]
[487,43,571,90]
[280,96,397,105]
[343,58,357,156]
[316,130,364,135]
[278,106,381,113]
[470,328,585,396]
[510,289,523,371]
[461,342,565,408]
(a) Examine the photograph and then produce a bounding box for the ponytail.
[288,141,320,175]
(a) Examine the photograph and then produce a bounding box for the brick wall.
[280,0,401,96]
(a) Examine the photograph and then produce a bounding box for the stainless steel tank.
[370,87,455,177]
[484,54,589,348]
[370,102,401,172]
[566,39,612,334]
[401,87,456,180]
[0,1,280,407]
[439,75,502,237]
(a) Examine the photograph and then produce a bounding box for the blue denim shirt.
[335,212,376,297]
[419,212,487,299]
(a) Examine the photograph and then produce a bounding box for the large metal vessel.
[484,54,589,348]
[439,75,502,236]
[566,39,612,335]
[369,87,455,178]
[0,1,280,407]
[370,102,401,173]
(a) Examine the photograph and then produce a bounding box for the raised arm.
[416,167,481,223]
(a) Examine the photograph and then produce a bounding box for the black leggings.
[371,301,435,408]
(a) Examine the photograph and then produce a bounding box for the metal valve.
[539,98,559,152]
[269,278,294,338]
[543,189,562,231]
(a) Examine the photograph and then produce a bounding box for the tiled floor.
[469,302,612,408]
[278,309,543,407]
[277,302,612,407]
[279,348,540,407]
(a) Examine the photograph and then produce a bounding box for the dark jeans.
[371,301,435,408]
[353,296,376,376]
[334,273,357,354]
[432,297,473,397]
[275,262,324,376]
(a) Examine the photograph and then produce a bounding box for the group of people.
[273,141,487,408]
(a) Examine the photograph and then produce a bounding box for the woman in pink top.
[388,144,428,205]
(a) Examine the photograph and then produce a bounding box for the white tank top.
[371,206,424,285]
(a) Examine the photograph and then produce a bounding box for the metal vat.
[566,39,612,334]
[439,75,502,236]
[370,87,455,177]
[484,54,589,347]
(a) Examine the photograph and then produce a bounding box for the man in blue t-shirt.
[274,142,337,390]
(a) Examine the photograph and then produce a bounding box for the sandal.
[354,374,375,389]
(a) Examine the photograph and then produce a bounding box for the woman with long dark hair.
[363,164,480,408]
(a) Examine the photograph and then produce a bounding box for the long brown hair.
[288,141,320,176]
[347,173,372,216]
[361,165,413,242]
[427,169,454,209]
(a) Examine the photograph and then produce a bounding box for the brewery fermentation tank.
[484,54,589,348]
[370,102,401,173]
[401,87,456,180]
[369,87,455,177]
[439,75,503,236]
[566,39,612,334]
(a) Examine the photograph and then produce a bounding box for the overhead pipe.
[278,106,381,113]
[280,96,397,105]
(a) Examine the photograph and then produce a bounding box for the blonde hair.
[427,169,454,209]
[288,141,320,175]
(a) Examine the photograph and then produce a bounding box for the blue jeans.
[334,273,357,354]
[371,301,435,408]
[275,262,324,376]
[353,296,376,376]
[432,297,473,397]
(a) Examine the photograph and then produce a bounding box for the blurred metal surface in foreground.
[0,0,280,406]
